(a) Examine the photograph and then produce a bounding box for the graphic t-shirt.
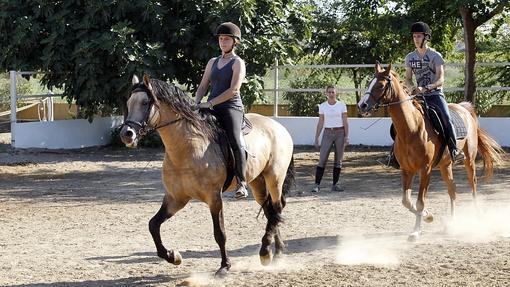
[405,48,445,95]
[319,101,347,128]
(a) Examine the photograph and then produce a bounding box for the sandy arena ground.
[1,132,509,286]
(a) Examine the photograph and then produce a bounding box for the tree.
[454,0,510,104]
[306,0,458,103]
[0,0,312,119]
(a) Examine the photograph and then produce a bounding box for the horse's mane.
[149,78,222,141]
[389,70,424,114]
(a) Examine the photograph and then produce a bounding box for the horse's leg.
[149,194,189,265]
[251,175,285,264]
[273,228,285,259]
[401,171,416,213]
[440,164,457,219]
[464,154,478,209]
[258,174,284,266]
[209,194,230,278]
[408,170,432,242]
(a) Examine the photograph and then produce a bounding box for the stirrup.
[234,182,248,199]
[387,153,400,169]
[451,149,465,163]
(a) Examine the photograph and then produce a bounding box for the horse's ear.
[132,75,140,85]
[382,63,392,76]
[375,61,381,73]
[143,74,153,91]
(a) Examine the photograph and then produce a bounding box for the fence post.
[9,71,17,147]
[274,58,279,117]
[48,91,54,121]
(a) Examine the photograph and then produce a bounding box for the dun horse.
[358,63,504,241]
[120,75,294,276]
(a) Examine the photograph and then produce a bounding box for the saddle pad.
[449,108,467,140]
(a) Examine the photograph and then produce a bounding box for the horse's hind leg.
[260,176,285,266]
[440,164,458,219]
[464,156,478,204]
[149,194,188,265]
[208,193,231,278]
[251,174,285,265]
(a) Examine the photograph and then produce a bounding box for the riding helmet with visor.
[411,21,431,38]
[215,22,241,43]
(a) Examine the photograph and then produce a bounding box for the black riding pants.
[211,106,246,182]
[423,93,458,151]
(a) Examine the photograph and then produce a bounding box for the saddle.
[390,103,467,167]
[216,116,253,192]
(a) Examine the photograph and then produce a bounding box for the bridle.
[364,74,417,111]
[123,83,182,137]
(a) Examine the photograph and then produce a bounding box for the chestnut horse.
[120,75,294,277]
[358,63,504,241]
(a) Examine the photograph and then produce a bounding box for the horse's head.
[120,74,161,147]
[357,62,396,116]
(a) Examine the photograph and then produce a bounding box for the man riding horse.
[389,21,465,168]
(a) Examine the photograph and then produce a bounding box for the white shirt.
[319,101,347,128]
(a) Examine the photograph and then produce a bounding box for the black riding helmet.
[215,22,241,42]
[411,22,431,38]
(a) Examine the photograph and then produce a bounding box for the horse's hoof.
[214,267,229,278]
[272,252,283,265]
[171,250,182,265]
[260,252,273,266]
[407,232,420,242]
[423,211,434,223]
[423,213,434,223]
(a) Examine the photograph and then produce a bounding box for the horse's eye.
[142,101,149,106]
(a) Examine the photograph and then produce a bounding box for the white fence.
[8,71,123,149]
[7,67,510,149]
[273,117,510,147]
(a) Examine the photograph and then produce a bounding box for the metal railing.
[263,62,510,117]
[9,70,63,145]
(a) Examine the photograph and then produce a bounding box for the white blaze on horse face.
[358,77,378,111]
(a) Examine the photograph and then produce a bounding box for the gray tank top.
[208,56,243,109]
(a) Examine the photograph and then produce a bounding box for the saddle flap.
[241,116,252,136]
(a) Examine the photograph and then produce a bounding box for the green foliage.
[0,74,51,111]
[284,68,342,116]
[447,11,510,113]
[0,0,313,120]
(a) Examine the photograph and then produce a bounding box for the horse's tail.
[281,156,295,208]
[461,102,505,181]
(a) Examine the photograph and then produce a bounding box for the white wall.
[274,117,510,147]
[12,116,123,149]
[9,116,509,149]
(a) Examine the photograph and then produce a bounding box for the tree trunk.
[352,68,362,117]
[459,6,477,104]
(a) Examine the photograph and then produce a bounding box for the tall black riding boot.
[332,167,344,192]
[233,147,248,199]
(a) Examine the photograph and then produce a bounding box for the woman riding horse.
[195,22,248,199]
[120,74,294,277]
